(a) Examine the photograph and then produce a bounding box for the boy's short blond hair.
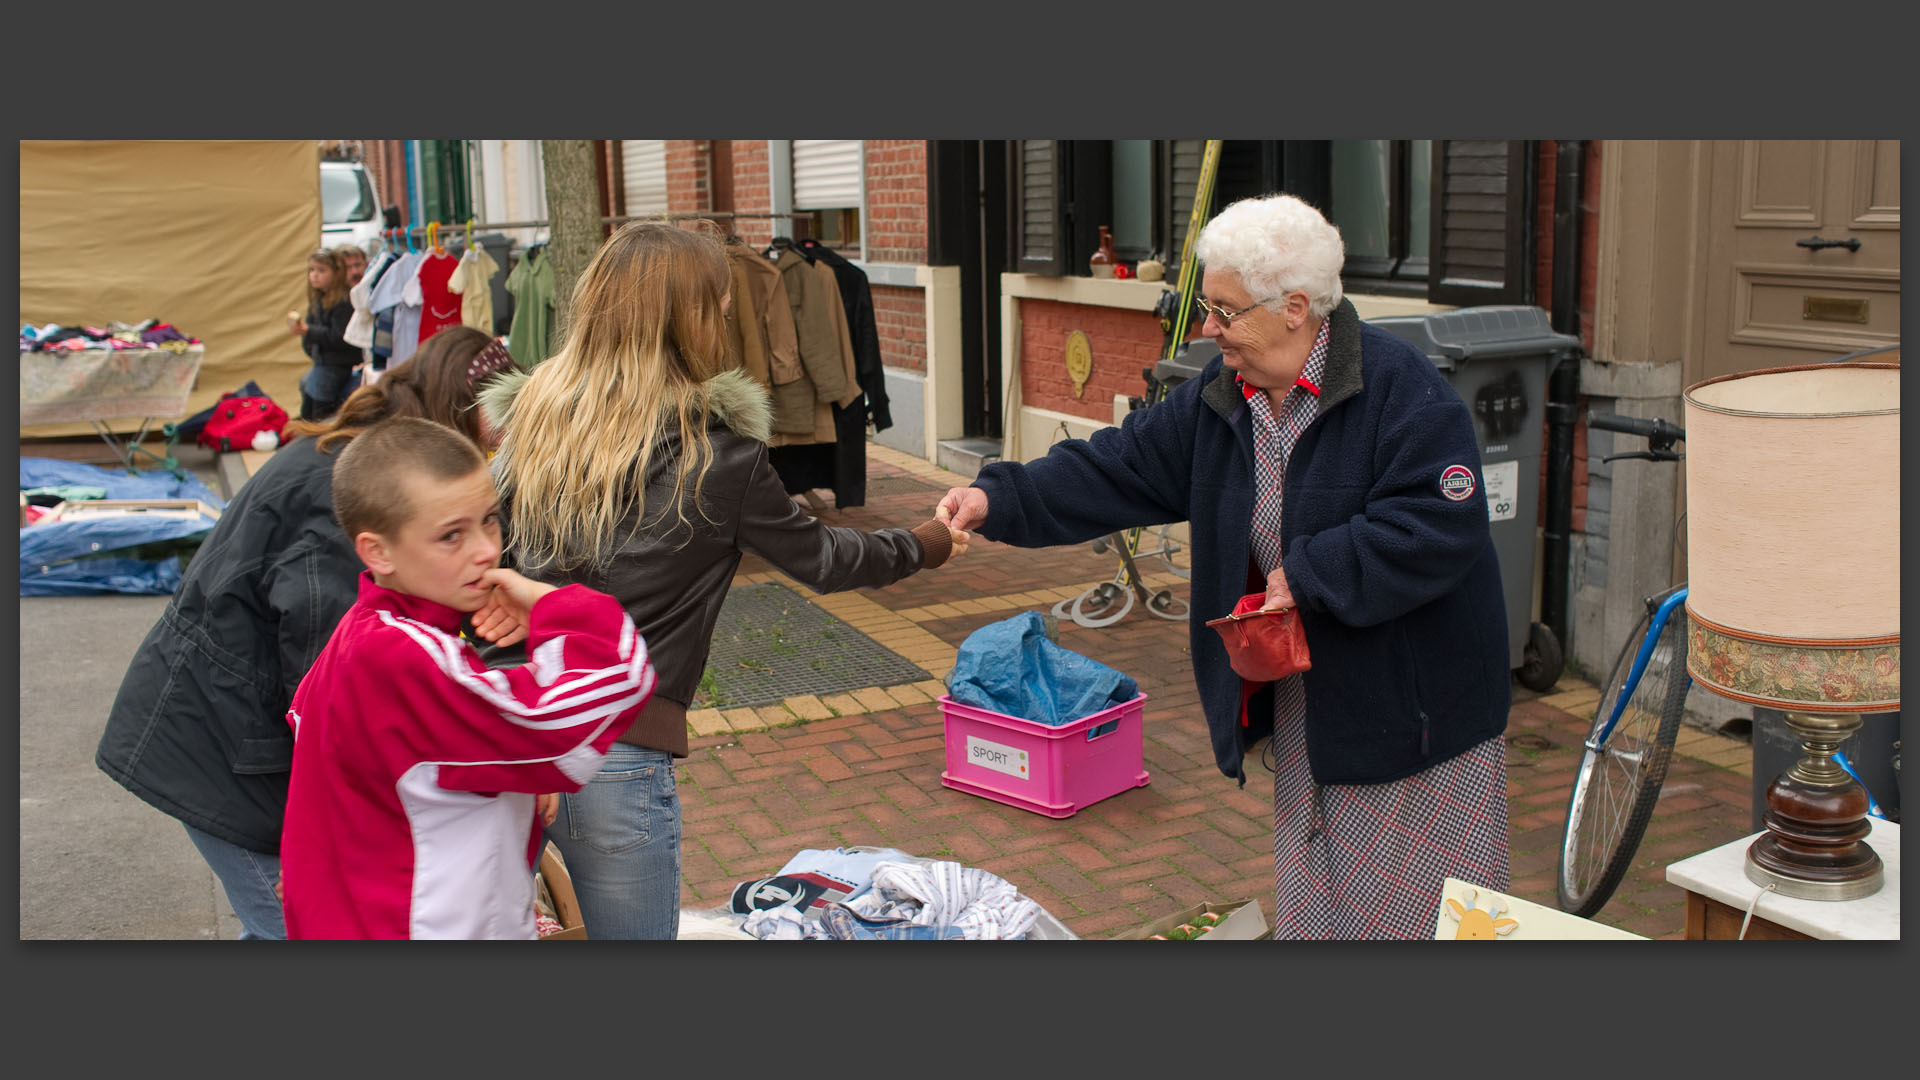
[332,417,488,540]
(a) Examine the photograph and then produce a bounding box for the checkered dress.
[1244,320,1509,941]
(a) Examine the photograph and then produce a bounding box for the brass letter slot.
[1803,296,1869,324]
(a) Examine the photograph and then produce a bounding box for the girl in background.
[289,249,360,421]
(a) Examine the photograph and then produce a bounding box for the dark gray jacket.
[480,368,950,757]
[96,437,363,853]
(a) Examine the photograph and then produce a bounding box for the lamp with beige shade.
[1683,361,1899,901]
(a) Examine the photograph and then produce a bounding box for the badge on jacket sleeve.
[1439,464,1477,502]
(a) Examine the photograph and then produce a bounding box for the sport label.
[1483,460,1518,522]
[967,735,1029,781]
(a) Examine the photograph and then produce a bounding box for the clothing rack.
[391,211,800,235]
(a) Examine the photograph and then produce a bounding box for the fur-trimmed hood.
[476,365,774,445]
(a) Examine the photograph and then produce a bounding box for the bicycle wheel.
[1556,597,1690,917]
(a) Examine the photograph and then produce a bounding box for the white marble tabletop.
[1665,818,1900,940]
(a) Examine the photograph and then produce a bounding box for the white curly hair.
[1194,194,1346,319]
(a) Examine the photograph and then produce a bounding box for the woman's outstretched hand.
[936,486,990,534]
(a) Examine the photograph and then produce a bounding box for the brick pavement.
[678,443,1757,940]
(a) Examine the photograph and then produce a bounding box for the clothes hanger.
[464,217,476,257]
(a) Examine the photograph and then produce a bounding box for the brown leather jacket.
[479,368,951,757]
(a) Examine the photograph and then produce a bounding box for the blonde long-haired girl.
[481,221,967,940]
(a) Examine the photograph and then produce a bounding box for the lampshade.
[1682,362,1900,713]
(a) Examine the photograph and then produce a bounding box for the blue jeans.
[544,745,682,940]
[182,823,284,941]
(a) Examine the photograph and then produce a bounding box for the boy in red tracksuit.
[279,417,655,939]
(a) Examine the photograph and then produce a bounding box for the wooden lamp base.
[1743,711,1884,901]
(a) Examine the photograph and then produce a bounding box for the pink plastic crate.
[939,693,1150,818]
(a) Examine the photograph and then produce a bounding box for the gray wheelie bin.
[1367,306,1582,691]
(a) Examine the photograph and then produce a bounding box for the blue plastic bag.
[19,458,223,596]
[945,611,1139,726]
[20,556,183,597]
[19,457,224,507]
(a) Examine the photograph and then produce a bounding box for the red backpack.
[197,395,289,452]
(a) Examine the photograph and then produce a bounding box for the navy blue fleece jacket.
[972,299,1509,785]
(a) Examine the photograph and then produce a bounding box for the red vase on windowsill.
[1089,226,1117,279]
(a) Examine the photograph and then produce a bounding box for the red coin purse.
[1205,592,1312,681]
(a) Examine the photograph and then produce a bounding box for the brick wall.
[731,141,774,247]
[864,140,927,264]
[1018,300,1163,422]
[665,140,710,214]
[873,285,927,373]
[358,140,410,228]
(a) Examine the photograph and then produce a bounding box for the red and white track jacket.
[281,574,654,939]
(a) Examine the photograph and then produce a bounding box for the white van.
[321,159,386,254]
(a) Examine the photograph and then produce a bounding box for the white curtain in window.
[621,140,669,217]
[793,140,863,209]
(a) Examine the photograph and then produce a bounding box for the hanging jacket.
[413,249,464,344]
[800,240,893,432]
[447,244,500,333]
[727,242,818,438]
[504,247,555,370]
[770,247,854,406]
[344,250,394,350]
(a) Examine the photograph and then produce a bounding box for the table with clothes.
[20,321,205,470]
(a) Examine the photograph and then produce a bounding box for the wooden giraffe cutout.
[1444,887,1521,940]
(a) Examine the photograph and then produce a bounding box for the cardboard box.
[47,498,222,523]
[1128,898,1270,941]
[1433,878,1645,941]
[536,843,587,941]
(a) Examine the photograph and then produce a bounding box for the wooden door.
[1695,140,1900,387]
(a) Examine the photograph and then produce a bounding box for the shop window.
[619,140,669,217]
[1110,140,1155,261]
[1014,139,1528,306]
[1329,139,1431,289]
[792,140,863,255]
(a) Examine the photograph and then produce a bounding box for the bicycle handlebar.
[1588,412,1686,443]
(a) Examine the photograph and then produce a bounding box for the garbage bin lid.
[1369,305,1581,367]
[1155,338,1221,381]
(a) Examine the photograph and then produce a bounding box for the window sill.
[1001,272,1457,320]
[1000,273,1165,311]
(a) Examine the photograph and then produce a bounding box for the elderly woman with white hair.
[937,193,1512,939]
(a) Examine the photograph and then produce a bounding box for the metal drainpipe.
[1540,140,1585,651]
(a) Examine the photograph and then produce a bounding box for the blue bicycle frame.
[1586,586,1691,752]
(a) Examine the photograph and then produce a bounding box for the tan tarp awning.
[20,140,322,437]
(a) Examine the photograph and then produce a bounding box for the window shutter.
[793,140,863,209]
[1017,139,1067,276]
[620,140,668,217]
[1165,139,1205,268]
[1427,140,1529,305]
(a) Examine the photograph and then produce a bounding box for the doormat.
[693,582,931,710]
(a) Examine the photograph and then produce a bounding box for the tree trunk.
[540,139,604,343]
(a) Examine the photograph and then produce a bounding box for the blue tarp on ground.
[945,611,1139,726]
[19,458,225,596]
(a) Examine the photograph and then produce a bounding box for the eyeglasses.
[1194,295,1263,328]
